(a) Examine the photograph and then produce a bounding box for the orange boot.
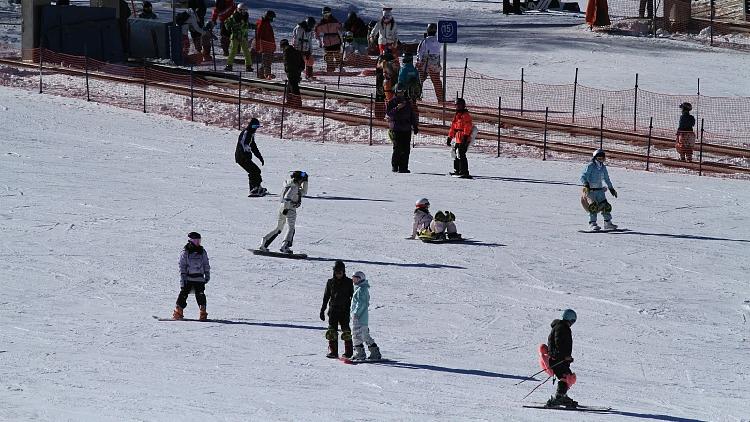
[199,306,208,321]
[172,306,184,320]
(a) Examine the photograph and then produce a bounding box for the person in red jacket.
[446,98,474,179]
[255,10,276,79]
[210,0,236,56]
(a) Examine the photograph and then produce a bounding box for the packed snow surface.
[1,85,749,421]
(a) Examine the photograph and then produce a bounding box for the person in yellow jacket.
[224,4,253,72]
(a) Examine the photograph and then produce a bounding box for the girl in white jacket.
[260,171,309,254]
[369,7,398,56]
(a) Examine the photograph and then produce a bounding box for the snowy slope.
[1,85,749,421]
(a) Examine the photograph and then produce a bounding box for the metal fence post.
[38,45,43,94]
[190,65,194,121]
[237,71,242,130]
[599,104,604,149]
[646,117,653,171]
[210,34,217,72]
[460,57,468,99]
[520,67,524,117]
[572,67,578,123]
[497,96,502,157]
[710,0,715,46]
[322,86,327,143]
[369,93,374,146]
[142,60,147,113]
[280,80,288,139]
[84,48,90,102]
[695,78,701,133]
[543,106,549,161]
[633,73,638,132]
[699,118,705,176]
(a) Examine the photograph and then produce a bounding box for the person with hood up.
[369,6,398,57]
[580,149,618,232]
[292,17,317,80]
[343,11,369,54]
[315,6,343,72]
[234,118,266,196]
[320,260,354,359]
[398,52,421,103]
[350,271,382,361]
[675,102,696,162]
[538,309,578,408]
[255,10,277,79]
[409,198,433,239]
[259,171,309,254]
[446,98,474,179]
[223,3,253,71]
[386,83,418,173]
[173,232,211,321]
[416,23,444,102]
[139,1,158,19]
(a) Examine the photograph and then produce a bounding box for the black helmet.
[680,102,692,112]
[290,170,308,182]
[247,117,260,130]
[401,52,413,63]
[333,260,345,273]
[427,23,437,35]
[187,232,202,239]
[593,148,606,159]
[306,16,316,28]
[265,10,276,20]
[347,11,357,20]
[381,50,394,62]
[322,6,332,15]
[455,97,466,110]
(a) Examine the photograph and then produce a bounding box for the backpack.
[404,77,422,101]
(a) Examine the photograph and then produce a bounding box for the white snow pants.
[352,321,375,347]
[262,208,297,249]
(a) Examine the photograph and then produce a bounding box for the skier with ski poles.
[538,309,578,408]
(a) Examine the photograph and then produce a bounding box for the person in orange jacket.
[446,98,474,179]
[255,10,276,79]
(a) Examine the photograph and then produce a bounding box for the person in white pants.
[260,171,308,254]
[350,271,382,361]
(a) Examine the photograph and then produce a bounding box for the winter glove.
[582,182,590,195]
[204,272,210,283]
[413,127,419,135]
[319,309,325,321]
[564,356,574,363]
[282,209,289,215]
[446,136,452,146]
[609,187,618,198]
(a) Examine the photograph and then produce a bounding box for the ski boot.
[280,243,293,254]
[172,306,184,320]
[198,305,208,321]
[546,394,577,408]
[447,232,462,240]
[351,345,366,361]
[343,339,354,359]
[603,220,618,230]
[589,221,601,231]
[326,340,338,358]
[258,243,269,252]
[367,343,382,360]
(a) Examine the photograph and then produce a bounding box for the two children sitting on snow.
[410,198,461,240]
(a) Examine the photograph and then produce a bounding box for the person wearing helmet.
[235,118,266,196]
[410,198,433,239]
[223,3,252,72]
[416,23,444,102]
[279,39,304,107]
[315,7,343,72]
[320,260,354,359]
[292,17,317,80]
[580,149,618,231]
[255,10,277,79]
[343,11,368,54]
[260,171,309,254]
[210,0,237,56]
[676,102,696,162]
[447,98,474,178]
[369,6,398,57]
[540,309,578,408]
[387,83,419,174]
[174,232,211,321]
[350,271,382,361]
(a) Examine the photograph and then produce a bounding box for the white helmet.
[236,3,248,11]
[415,198,430,209]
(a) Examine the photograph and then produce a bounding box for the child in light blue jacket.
[350,271,382,361]
[580,149,618,231]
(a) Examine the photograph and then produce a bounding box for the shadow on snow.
[369,360,531,380]
[415,172,579,187]
[610,230,750,243]
[597,410,708,422]
[306,256,467,269]
[193,319,326,330]
[305,195,394,203]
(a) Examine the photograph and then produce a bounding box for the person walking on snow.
[539,309,578,408]
[320,260,354,359]
[292,17,317,80]
[255,10,276,79]
[416,23,444,102]
[409,198,433,239]
[259,171,308,254]
[386,84,418,173]
[580,149,618,231]
[350,271,382,361]
[235,118,266,196]
[447,98,474,178]
[223,3,253,72]
[173,232,211,321]
[279,39,305,108]
[369,6,398,57]
[675,102,696,162]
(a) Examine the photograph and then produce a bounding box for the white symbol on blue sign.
[437,20,457,43]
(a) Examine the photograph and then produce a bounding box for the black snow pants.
[237,156,262,188]
[391,130,412,172]
[176,281,207,309]
[453,142,469,175]
[325,309,352,341]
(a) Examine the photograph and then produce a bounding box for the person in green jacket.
[350,271,382,361]
[224,3,254,71]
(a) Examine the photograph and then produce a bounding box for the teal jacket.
[351,279,371,326]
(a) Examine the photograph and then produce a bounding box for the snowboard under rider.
[580,149,618,231]
[539,309,578,408]
[409,198,432,239]
[173,232,211,321]
[259,170,308,254]
[350,271,382,361]
[320,260,354,359]
[235,118,266,197]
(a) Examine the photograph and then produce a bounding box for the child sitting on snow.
[410,198,432,239]
[428,211,461,240]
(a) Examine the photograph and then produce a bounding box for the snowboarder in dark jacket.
[320,260,354,358]
[545,309,578,407]
[235,118,266,196]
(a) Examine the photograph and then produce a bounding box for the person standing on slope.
[447,98,474,179]
[350,271,382,361]
[580,149,618,232]
[416,23,443,102]
[235,118,266,197]
[675,102,696,162]
[539,309,578,408]
[292,17,317,80]
[173,232,211,321]
[259,171,308,254]
[320,260,354,359]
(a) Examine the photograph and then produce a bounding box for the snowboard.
[152,315,209,322]
[419,236,468,243]
[578,228,630,234]
[523,404,612,412]
[250,249,308,259]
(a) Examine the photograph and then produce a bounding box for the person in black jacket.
[235,118,266,197]
[279,39,305,107]
[188,0,207,52]
[546,309,578,407]
[676,102,696,162]
[320,260,354,358]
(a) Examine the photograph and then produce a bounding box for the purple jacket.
[386,96,418,133]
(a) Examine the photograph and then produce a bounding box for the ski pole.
[514,359,567,385]
[521,374,552,401]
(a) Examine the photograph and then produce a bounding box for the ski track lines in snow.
[2,86,749,421]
